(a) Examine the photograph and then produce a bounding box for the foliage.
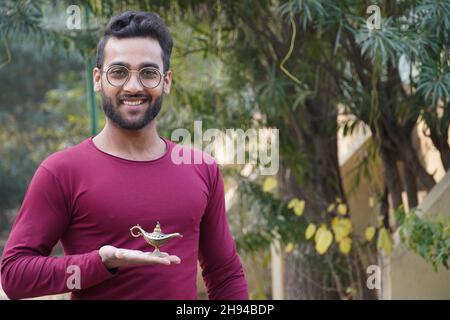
[396,207,450,271]
[1,0,449,299]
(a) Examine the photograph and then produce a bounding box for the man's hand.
[99,245,181,270]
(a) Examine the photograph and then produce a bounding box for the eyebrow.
[107,61,160,70]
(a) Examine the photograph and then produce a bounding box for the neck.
[92,119,167,161]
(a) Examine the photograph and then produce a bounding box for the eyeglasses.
[101,65,166,89]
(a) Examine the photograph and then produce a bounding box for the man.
[1,11,248,300]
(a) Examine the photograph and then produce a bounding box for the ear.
[93,67,102,92]
[162,70,172,94]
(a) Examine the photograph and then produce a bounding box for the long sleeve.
[0,165,115,300]
[198,162,249,300]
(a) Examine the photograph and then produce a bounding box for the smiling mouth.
[121,99,148,106]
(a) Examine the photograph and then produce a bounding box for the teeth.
[123,100,144,106]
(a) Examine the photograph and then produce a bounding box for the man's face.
[93,37,172,130]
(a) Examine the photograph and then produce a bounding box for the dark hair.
[95,11,173,72]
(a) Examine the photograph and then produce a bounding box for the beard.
[100,89,163,130]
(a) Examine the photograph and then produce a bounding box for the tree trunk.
[377,95,436,191]
[279,81,374,298]
[380,186,391,230]
[429,127,450,172]
[379,146,404,209]
[374,121,404,209]
[403,163,418,209]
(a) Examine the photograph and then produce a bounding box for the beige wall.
[338,120,450,300]
[382,171,450,299]
[340,138,381,237]
[270,114,450,299]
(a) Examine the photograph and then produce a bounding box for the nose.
[122,71,143,93]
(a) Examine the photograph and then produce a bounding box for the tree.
[1,0,448,299]
[164,0,450,299]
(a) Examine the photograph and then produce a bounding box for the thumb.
[99,245,118,261]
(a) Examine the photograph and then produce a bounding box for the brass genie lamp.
[130,222,182,257]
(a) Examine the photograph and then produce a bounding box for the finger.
[120,251,170,265]
[154,257,171,265]
[114,249,126,259]
[130,254,170,265]
[138,253,176,265]
[114,249,177,266]
[142,252,180,264]
[167,255,181,264]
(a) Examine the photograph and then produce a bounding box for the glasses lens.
[140,68,161,88]
[107,66,129,86]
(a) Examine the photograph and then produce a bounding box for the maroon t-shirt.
[1,137,248,300]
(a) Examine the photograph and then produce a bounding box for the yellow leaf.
[331,217,339,227]
[293,200,305,216]
[342,218,352,231]
[285,242,294,253]
[369,196,375,208]
[336,197,342,203]
[332,218,352,242]
[339,237,352,255]
[263,177,277,193]
[337,203,347,215]
[327,203,336,213]
[365,226,376,242]
[288,198,299,209]
[315,224,325,242]
[315,226,333,255]
[344,287,357,299]
[345,287,356,295]
[305,223,317,240]
[288,198,305,216]
[377,227,393,255]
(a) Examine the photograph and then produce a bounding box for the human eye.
[108,66,128,78]
[141,68,159,79]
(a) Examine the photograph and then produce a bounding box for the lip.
[120,99,148,110]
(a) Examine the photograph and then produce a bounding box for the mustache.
[117,93,151,102]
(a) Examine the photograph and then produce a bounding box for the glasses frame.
[101,65,167,89]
